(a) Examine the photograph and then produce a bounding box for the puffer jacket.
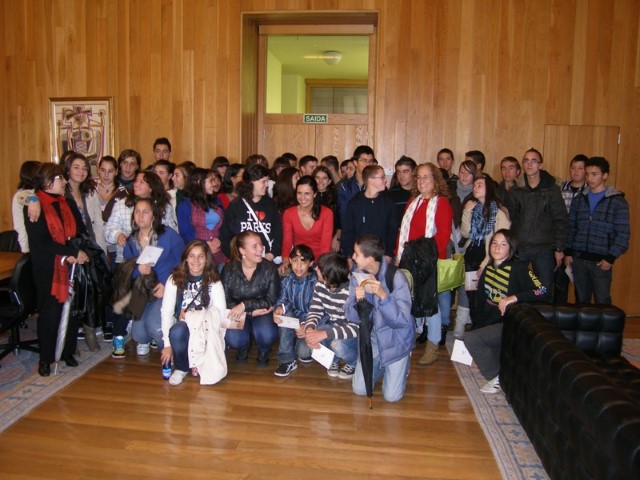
[505,170,568,252]
[345,260,415,367]
[220,260,281,315]
[566,185,630,263]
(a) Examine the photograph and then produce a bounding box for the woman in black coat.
[221,231,280,364]
[25,163,89,376]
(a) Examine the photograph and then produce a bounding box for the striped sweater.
[305,281,358,340]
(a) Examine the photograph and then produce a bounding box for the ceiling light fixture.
[323,50,342,65]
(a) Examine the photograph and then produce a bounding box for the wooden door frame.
[241,12,378,162]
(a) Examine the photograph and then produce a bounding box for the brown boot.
[418,341,439,365]
[84,326,101,352]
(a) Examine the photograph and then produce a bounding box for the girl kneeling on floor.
[160,239,228,386]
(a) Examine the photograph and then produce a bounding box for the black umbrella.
[356,298,374,409]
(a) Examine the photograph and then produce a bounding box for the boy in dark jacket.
[565,157,630,304]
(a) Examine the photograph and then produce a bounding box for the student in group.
[465,150,498,187]
[177,168,227,266]
[222,231,281,364]
[458,175,511,338]
[12,160,41,253]
[388,155,417,222]
[281,152,297,168]
[172,161,196,209]
[437,148,458,194]
[268,156,291,197]
[116,149,142,193]
[153,159,177,209]
[554,154,587,303]
[123,197,184,356]
[339,158,356,181]
[245,153,269,168]
[345,235,414,403]
[341,164,398,263]
[497,156,521,200]
[397,163,452,365]
[211,156,230,180]
[464,229,548,394]
[153,137,172,161]
[160,240,228,386]
[273,166,301,214]
[337,145,375,230]
[505,148,568,294]
[298,155,319,177]
[304,252,358,380]
[280,176,333,272]
[565,156,630,304]
[321,155,341,184]
[219,163,245,209]
[220,164,282,261]
[272,245,317,377]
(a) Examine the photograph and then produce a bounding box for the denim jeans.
[518,249,555,297]
[278,326,311,364]
[168,321,190,371]
[438,290,451,327]
[352,333,411,402]
[225,312,278,354]
[426,310,442,344]
[572,257,612,304]
[108,256,130,337]
[131,298,164,348]
[317,323,358,367]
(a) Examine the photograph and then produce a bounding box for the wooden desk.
[0,252,23,281]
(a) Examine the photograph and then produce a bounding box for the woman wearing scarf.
[25,163,89,377]
[457,175,510,338]
[397,163,453,366]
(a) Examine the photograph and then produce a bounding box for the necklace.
[99,182,114,193]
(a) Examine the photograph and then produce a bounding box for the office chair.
[0,253,39,364]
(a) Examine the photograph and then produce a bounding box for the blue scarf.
[469,201,498,245]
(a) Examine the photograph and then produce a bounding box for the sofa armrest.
[526,302,625,356]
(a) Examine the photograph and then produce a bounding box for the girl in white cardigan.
[160,240,228,386]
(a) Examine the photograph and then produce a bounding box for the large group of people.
[12,138,629,402]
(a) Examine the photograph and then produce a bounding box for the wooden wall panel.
[0,0,638,312]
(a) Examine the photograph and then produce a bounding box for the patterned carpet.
[0,321,112,432]
[449,337,640,480]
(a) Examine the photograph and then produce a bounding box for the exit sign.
[303,114,328,124]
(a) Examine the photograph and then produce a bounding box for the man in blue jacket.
[565,157,630,304]
[345,235,414,403]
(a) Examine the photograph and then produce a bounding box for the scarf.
[456,180,473,203]
[37,190,77,303]
[397,195,439,261]
[469,201,498,245]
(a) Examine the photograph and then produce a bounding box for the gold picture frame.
[49,97,114,167]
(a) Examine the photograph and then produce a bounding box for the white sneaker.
[136,342,150,356]
[480,376,501,394]
[169,370,189,385]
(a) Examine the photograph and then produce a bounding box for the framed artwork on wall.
[49,97,114,168]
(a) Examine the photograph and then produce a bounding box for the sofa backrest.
[528,303,625,356]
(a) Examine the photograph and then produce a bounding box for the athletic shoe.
[169,370,189,386]
[480,376,501,394]
[136,342,150,356]
[327,362,340,377]
[111,336,125,358]
[297,356,313,364]
[149,339,158,350]
[338,364,355,380]
[274,361,298,377]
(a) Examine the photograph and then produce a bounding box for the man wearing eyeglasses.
[505,148,568,297]
[341,164,398,267]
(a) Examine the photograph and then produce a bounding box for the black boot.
[416,329,429,344]
[439,325,448,346]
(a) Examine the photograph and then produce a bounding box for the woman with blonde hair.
[397,162,453,365]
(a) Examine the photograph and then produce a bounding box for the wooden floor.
[2,318,638,480]
[0,340,501,480]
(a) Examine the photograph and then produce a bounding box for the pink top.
[282,205,333,260]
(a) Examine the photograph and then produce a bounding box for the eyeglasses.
[523,158,540,165]
[53,175,65,182]
[370,175,386,180]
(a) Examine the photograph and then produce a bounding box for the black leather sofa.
[500,303,640,480]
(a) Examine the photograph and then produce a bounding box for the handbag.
[437,253,465,293]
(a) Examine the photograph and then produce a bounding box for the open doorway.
[241,13,378,162]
